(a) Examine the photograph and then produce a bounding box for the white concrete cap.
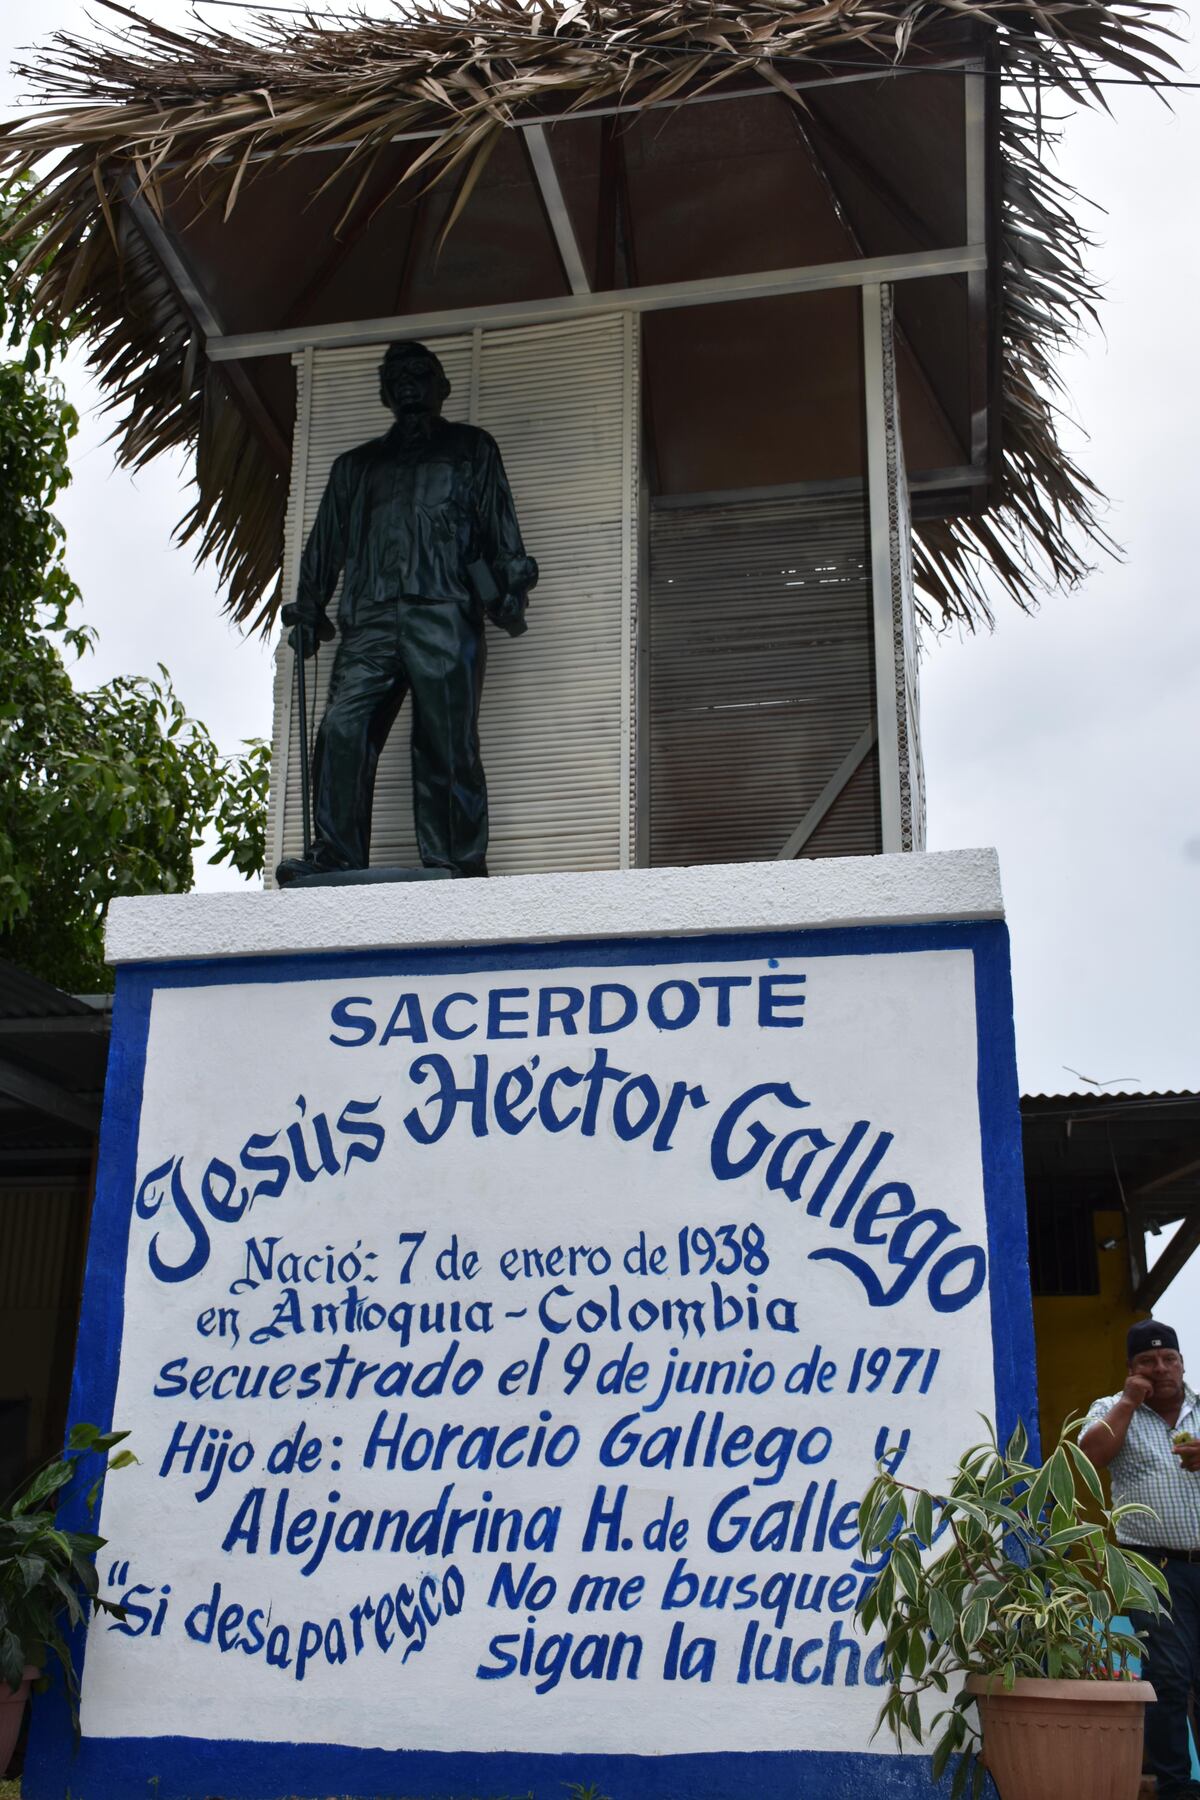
[104,849,1003,966]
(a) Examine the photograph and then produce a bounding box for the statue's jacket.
[297,416,538,628]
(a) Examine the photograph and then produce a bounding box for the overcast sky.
[3,3,1198,1356]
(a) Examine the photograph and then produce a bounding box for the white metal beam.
[123,179,291,466]
[122,180,224,339]
[267,342,315,884]
[776,722,878,860]
[208,243,985,363]
[168,61,982,171]
[523,124,590,297]
[862,281,903,853]
[963,60,989,471]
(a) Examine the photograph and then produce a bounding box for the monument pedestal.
[27,850,1035,1800]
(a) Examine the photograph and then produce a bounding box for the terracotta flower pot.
[965,1674,1155,1800]
[0,1665,40,1778]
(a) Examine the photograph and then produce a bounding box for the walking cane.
[292,623,313,861]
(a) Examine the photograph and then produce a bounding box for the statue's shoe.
[275,849,349,886]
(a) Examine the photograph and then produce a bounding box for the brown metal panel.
[403,129,569,313]
[805,67,968,253]
[801,52,990,478]
[168,130,570,334]
[544,117,605,292]
[620,95,859,286]
[646,290,868,495]
[163,149,425,334]
[894,277,971,470]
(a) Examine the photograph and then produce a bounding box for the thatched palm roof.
[0,0,1179,631]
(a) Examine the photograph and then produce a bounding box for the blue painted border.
[27,917,1033,1800]
[24,1737,959,1800]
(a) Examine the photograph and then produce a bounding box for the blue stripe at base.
[21,1737,958,1800]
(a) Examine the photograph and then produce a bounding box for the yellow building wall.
[1032,1208,1141,1454]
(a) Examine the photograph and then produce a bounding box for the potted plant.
[856,1418,1166,1800]
[0,1422,134,1774]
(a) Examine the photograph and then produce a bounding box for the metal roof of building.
[0,963,111,1175]
[0,962,105,1021]
[1023,1091,1199,1105]
[1022,1089,1200,1311]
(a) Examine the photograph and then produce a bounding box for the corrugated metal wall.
[267,313,639,878]
[0,1187,78,1308]
[0,1183,87,1480]
[647,490,880,865]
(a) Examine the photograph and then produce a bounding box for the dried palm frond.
[0,0,1180,629]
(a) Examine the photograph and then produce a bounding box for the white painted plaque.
[29,895,1033,1800]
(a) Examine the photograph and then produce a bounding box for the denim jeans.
[312,595,488,875]
[1130,1557,1200,1797]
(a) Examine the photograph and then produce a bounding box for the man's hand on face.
[1122,1373,1155,1408]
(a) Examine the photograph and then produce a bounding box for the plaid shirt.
[1084,1385,1200,1549]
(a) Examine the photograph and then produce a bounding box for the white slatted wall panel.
[267,314,637,881]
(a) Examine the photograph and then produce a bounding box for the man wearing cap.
[1081,1320,1200,1800]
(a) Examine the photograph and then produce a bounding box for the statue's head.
[380,339,451,419]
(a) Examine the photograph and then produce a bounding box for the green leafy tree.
[0,180,268,991]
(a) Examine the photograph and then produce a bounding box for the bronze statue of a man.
[276,339,537,885]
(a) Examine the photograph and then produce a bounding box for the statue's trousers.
[311,594,488,875]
